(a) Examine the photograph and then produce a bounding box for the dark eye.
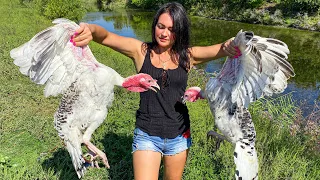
[148,80,152,83]
[157,23,165,29]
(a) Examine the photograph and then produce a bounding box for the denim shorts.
[132,128,192,156]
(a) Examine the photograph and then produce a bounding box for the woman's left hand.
[222,38,241,58]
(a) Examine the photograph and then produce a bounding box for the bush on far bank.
[31,0,86,21]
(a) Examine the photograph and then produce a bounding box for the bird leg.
[207,130,229,150]
[83,141,110,169]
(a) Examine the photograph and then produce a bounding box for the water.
[82,10,320,116]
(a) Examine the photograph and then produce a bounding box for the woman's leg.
[133,150,162,180]
[162,150,189,180]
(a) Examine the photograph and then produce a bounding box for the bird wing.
[204,30,295,180]
[10,18,104,97]
[206,31,295,108]
[10,18,123,178]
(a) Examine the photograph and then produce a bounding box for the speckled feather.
[204,30,295,180]
[10,18,126,178]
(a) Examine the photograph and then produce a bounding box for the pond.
[81,10,320,116]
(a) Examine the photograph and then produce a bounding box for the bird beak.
[150,84,160,92]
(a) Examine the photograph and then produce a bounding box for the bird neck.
[198,90,205,100]
[189,87,205,101]
[122,75,147,92]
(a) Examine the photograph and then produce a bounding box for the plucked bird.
[10,18,160,178]
[183,30,295,180]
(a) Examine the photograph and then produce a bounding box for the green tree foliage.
[130,0,157,9]
[129,0,191,9]
[129,0,265,10]
[128,0,320,17]
[223,0,266,9]
[279,0,320,15]
[35,0,85,21]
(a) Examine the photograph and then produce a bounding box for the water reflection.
[81,10,320,116]
[84,12,137,38]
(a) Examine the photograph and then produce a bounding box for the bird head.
[122,73,160,92]
[182,86,203,104]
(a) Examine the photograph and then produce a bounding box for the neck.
[156,45,171,54]
[121,75,147,92]
[198,90,205,99]
[156,46,173,69]
[112,70,126,87]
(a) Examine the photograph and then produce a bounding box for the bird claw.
[84,142,110,169]
[207,130,228,150]
[83,150,110,169]
[83,151,95,168]
[83,151,102,169]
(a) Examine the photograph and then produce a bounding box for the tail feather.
[234,141,259,180]
[65,140,86,179]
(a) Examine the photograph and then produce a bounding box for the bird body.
[183,30,295,180]
[10,19,159,178]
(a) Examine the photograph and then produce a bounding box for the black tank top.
[135,48,190,138]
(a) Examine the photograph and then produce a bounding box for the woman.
[73,2,238,180]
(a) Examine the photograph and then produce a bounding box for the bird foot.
[207,130,228,150]
[83,151,100,168]
[84,141,110,169]
[92,151,109,169]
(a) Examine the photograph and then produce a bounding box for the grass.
[1,0,319,179]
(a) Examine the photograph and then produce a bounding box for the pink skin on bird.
[122,73,159,92]
[183,86,203,102]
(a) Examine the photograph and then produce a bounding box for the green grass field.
[0,0,319,179]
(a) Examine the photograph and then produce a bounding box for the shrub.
[39,0,85,21]
[129,0,161,9]
[280,0,320,15]
[226,0,266,9]
[129,0,191,10]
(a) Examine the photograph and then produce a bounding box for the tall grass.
[1,0,319,179]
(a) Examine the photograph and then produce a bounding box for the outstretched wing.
[10,18,122,178]
[10,18,102,97]
[206,30,295,108]
[205,30,295,180]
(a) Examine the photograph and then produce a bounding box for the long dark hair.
[146,2,191,71]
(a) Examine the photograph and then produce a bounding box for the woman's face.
[155,13,175,49]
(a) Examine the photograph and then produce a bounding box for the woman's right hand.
[221,38,241,58]
[71,23,93,47]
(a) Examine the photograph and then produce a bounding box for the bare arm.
[72,23,145,70]
[190,39,239,66]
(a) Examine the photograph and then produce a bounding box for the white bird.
[10,18,160,179]
[183,30,295,180]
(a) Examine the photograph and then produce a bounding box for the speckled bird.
[183,30,295,180]
[10,19,160,179]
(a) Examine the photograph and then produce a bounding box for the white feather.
[203,30,295,180]
[10,18,126,178]
[234,141,259,180]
